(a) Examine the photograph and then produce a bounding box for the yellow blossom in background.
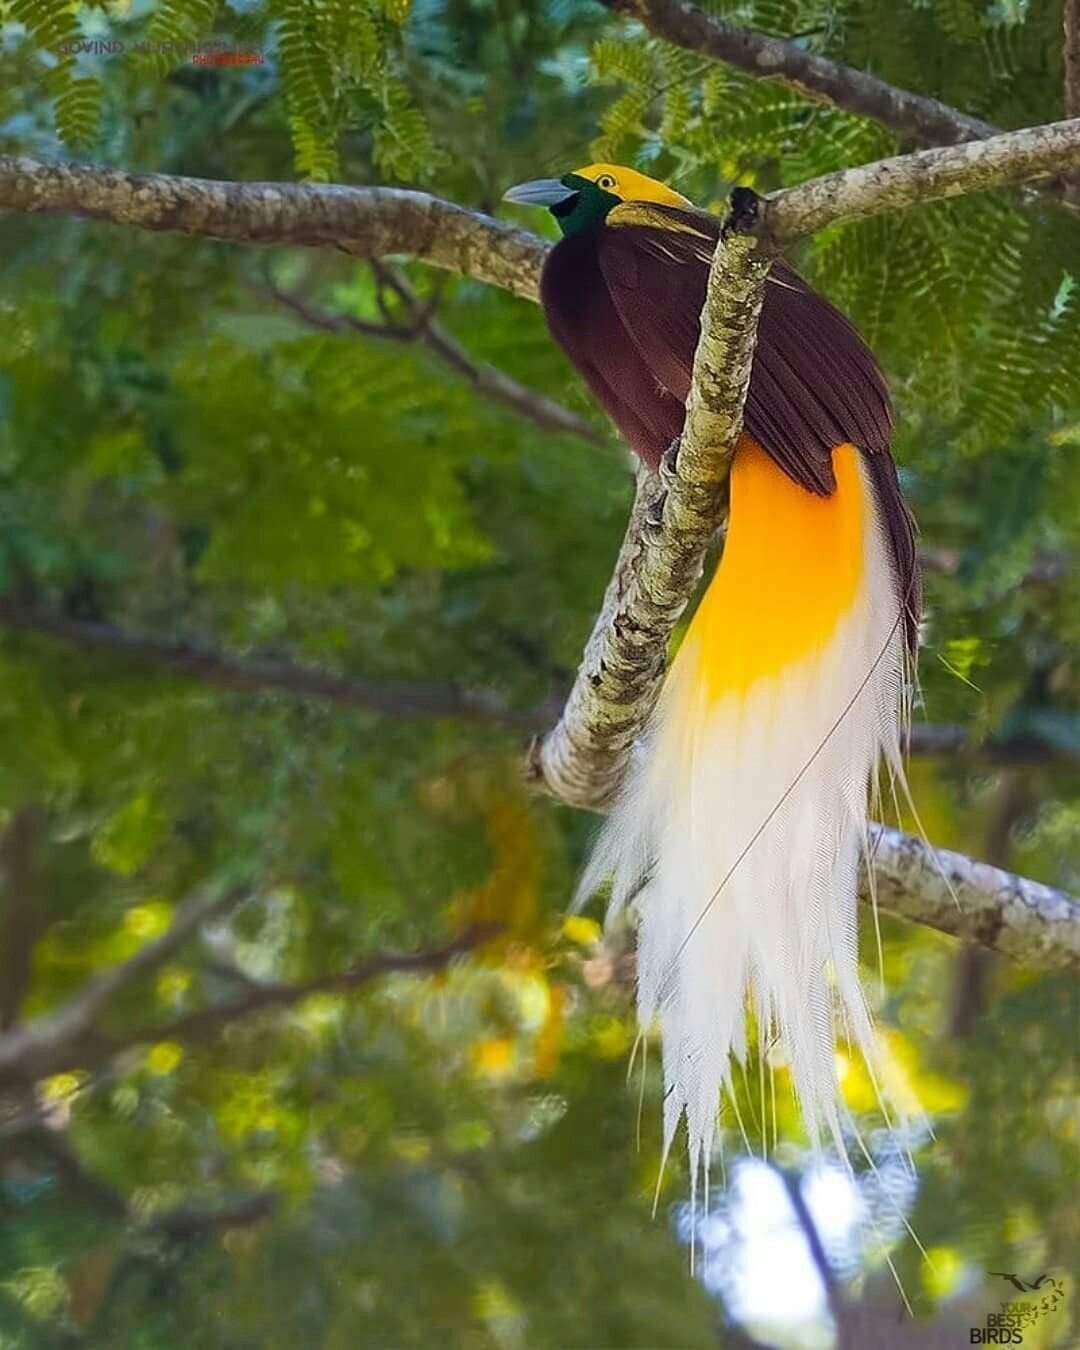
[533,984,567,1078]
[40,1072,85,1105]
[471,1036,514,1080]
[390,1134,432,1164]
[922,1245,964,1298]
[293,994,344,1033]
[472,1279,524,1340]
[445,1119,493,1152]
[214,1069,287,1140]
[156,966,191,1003]
[503,970,549,1030]
[562,915,600,947]
[590,1014,632,1059]
[144,1042,184,1076]
[840,1027,967,1116]
[1,1266,69,1321]
[123,899,172,940]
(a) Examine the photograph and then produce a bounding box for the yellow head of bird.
[503,163,691,236]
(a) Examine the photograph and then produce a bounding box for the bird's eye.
[596,174,617,191]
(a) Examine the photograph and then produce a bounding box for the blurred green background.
[0,0,1077,1345]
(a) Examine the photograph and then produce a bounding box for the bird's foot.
[722,186,762,239]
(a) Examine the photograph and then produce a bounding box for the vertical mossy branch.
[527,223,771,810]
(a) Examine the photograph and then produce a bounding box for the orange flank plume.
[685,437,867,701]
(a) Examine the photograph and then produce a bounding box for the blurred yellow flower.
[40,1072,84,1104]
[156,967,191,1003]
[124,899,172,940]
[472,1036,514,1079]
[563,915,601,947]
[391,1133,432,1163]
[840,1027,967,1115]
[922,1245,964,1298]
[145,1042,184,1076]
[2,1265,69,1320]
[591,1015,632,1059]
[446,1119,493,1151]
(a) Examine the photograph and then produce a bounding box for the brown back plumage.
[539,202,920,650]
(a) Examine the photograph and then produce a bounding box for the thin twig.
[0,922,499,1084]
[17,1127,276,1238]
[0,600,550,730]
[782,1170,845,1330]
[106,920,500,1053]
[601,0,994,146]
[918,545,1070,586]
[258,270,609,448]
[1,600,1066,764]
[0,883,247,1083]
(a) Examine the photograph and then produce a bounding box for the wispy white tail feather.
[580,454,913,1177]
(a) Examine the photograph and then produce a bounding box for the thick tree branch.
[0,155,547,299]
[868,826,1079,971]
[760,119,1080,244]
[3,129,1079,969]
[1067,0,1080,204]
[522,187,1078,965]
[4,121,1079,288]
[0,923,498,1084]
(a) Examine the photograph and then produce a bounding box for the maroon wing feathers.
[540,231,684,466]
[538,206,917,652]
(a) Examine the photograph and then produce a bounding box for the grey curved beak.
[502,178,577,207]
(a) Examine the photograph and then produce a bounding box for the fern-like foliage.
[8,0,101,148]
[4,0,442,184]
[272,0,443,182]
[587,0,1080,466]
[135,0,222,78]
